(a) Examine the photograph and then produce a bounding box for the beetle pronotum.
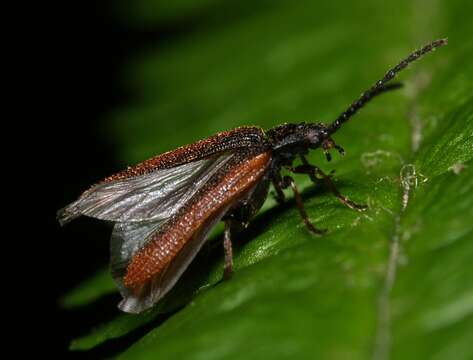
[58,39,447,313]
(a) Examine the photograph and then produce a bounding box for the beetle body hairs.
[58,39,447,313]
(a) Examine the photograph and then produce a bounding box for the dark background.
[44,1,132,356]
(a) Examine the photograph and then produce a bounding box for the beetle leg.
[223,220,234,280]
[293,156,367,212]
[278,175,326,235]
[270,172,287,204]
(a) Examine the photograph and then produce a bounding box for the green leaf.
[60,267,115,309]
[65,0,473,358]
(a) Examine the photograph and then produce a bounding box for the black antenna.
[328,38,448,134]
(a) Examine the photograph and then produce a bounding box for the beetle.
[58,39,447,313]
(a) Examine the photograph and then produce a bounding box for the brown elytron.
[58,39,447,313]
[103,127,266,182]
[124,151,271,288]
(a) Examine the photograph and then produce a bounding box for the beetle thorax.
[267,122,329,162]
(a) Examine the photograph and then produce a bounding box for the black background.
[40,1,136,356]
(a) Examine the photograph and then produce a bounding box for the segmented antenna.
[328,38,448,134]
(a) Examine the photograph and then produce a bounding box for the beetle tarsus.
[296,156,368,212]
[223,220,234,280]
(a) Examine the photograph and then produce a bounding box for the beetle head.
[267,122,328,150]
[267,122,344,163]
